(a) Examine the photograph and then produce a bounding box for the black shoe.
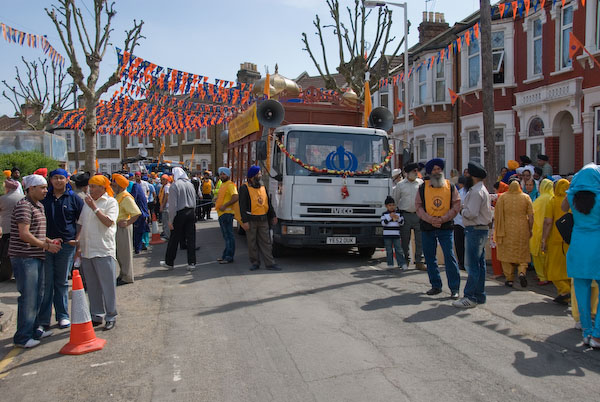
[450,292,460,300]
[426,287,442,296]
[266,264,282,271]
[519,274,528,288]
[249,265,260,271]
[116,278,131,286]
[142,245,148,251]
[104,321,115,331]
[92,320,103,327]
[505,281,513,288]
[553,294,571,305]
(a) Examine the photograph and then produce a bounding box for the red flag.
[448,88,459,106]
[512,1,518,20]
[525,0,530,16]
[569,32,583,60]
[498,3,505,17]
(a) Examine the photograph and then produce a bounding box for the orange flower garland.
[275,138,394,177]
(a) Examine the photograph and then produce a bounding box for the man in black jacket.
[238,166,281,271]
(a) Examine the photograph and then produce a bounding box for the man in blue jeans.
[40,169,83,330]
[214,167,239,264]
[415,159,462,299]
[453,161,493,309]
[9,174,61,348]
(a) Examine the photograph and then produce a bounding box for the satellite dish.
[138,147,148,158]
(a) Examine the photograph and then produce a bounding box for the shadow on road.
[403,304,461,323]
[361,291,429,311]
[512,301,570,317]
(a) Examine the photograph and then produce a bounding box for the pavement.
[0,216,599,401]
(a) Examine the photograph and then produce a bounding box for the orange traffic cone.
[60,269,106,355]
[149,212,165,245]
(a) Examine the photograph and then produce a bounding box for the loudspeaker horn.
[368,107,393,131]
[256,99,285,128]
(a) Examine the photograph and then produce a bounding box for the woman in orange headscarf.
[542,179,571,304]
[494,180,534,287]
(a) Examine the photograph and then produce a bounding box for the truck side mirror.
[256,140,267,161]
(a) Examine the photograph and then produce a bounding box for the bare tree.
[301,0,406,98]
[46,0,144,173]
[2,57,73,130]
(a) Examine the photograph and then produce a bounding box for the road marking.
[90,361,114,367]
[172,260,214,269]
[0,348,23,379]
[173,354,182,382]
[22,371,37,376]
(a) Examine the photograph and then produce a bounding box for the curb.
[0,309,14,333]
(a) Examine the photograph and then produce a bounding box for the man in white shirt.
[454,176,468,271]
[391,162,425,270]
[453,161,493,309]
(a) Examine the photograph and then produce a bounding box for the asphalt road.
[1,219,599,401]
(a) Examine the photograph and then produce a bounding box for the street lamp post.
[363,1,411,163]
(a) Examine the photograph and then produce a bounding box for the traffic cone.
[149,212,165,245]
[60,270,106,355]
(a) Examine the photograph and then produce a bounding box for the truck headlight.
[375,227,384,235]
[283,225,306,235]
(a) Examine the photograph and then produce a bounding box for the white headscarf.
[515,167,525,175]
[523,165,534,176]
[172,167,187,181]
[22,174,47,189]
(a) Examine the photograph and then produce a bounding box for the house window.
[494,127,506,171]
[110,134,117,149]
[435,62,445,102]
[560,3,574,69]
[397,82,406,115]
[99,163,108,173]
[533,18,543,76]
[419,139,427,161]
[435,137,445,158]
[170,133,178,146]
[141,136,150,147]
[418,67,427,105]
[98,133,107,150]
[79,131,85,152]
[64,131,73,152]
[199,127,208,141]
[186,130,196,143]
[111,163,119,173]
[529,117,545,137]
[492,31,505,84]
[468,130,481,163]
[201,159,208,171]
[468,39,480,88]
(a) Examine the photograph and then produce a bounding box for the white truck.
[264,123,394,258]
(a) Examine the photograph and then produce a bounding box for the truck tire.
[358,247,376,258]
[272,241,287,258]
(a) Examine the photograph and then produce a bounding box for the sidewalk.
[0,278,17,333]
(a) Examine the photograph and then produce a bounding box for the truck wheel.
[272,242,287,258]
[358,247,376,258]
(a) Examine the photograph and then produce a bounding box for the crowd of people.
[0,164,280,349]
[387,154,600,348]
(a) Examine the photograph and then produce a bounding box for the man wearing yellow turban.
[111,174,141,286]
[77,174,119,331]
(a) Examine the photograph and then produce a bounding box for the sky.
[0,0,479,116]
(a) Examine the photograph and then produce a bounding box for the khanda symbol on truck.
[325,146,358,172]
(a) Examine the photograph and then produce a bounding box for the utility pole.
[480,0,496,190]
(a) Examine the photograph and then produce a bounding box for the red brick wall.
[544,136,560,174]
[574,133,584,171]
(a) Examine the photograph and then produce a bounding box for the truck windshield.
[286,130,391,177]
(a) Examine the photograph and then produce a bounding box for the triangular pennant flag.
[512,1,518,19]
[448,88,459,106]
[569,31,583,60]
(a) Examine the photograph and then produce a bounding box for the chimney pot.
[428,11,434,22]
[422,11,427,22]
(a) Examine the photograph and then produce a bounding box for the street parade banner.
[228,103,259,144]
[1,22,65,66]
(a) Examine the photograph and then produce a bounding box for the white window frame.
[556,2,574,71]
[397,81,406,117]
[170,133,178,146]
[99,163,108,173]
[185,130,196,143]
[111,162,120,173]
[435,136,445,158]
[434,62,445,103]
[491,30,505,84]
[418,67,427,105]
[199,127,209,142]
[418,139,427,162]
[467,39,480,89]
[494,127,506,171]
[109,134,118,150]
[468,130,481,164]
[379,86,389,109]
[532,18,543,77]
[98,133,107,150]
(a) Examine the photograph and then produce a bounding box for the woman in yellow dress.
[542,179,571,304]
[530,179,554,285]
[495,180,534,287]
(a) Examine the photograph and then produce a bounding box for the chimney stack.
[236,61,261,85]
[418,12,449,44]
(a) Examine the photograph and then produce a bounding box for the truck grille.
[299,203,379,218]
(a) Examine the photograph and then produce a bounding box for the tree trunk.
[84,97,97,174]
[480,0,496,190]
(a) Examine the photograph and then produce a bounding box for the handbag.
[555,212,574,245]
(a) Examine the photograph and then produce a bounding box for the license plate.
[326,237,356,245]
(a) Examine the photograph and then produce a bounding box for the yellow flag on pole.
[363,81,372,128]
[264,73,270,99]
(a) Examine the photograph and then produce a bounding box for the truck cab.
[267,124,392,257]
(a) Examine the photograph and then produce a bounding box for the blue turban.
[425,158,445,175]
[247,165,261,179]
[47,168,72,196]
[218,167,231,177]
